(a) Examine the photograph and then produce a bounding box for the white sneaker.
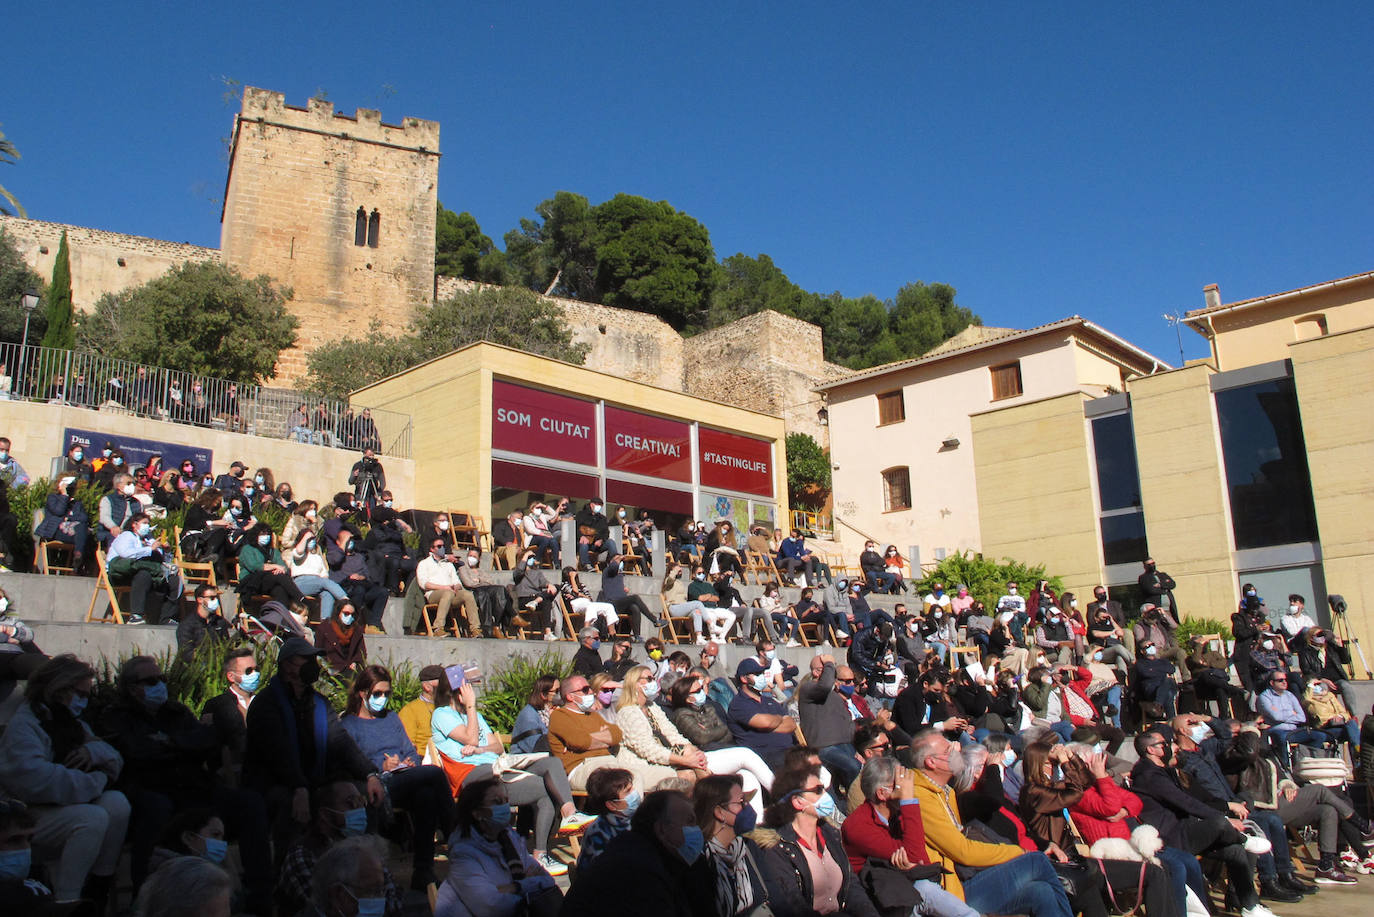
[538,852,568,877]
[695,634,707,646]
[1243,833,1273,856]
[543,632,557,641]
[786,639,802,648]
[558,811,596,832]
[1241,904,1278,917]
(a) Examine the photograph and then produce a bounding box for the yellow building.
[973,272,1374,667]
[350,342,788,536]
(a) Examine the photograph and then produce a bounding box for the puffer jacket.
[748,821,880,917]
[909,769,1022,900]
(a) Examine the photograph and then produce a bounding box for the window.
[881,466,911,512]
[876,389,905,426]
[354,207,367,247]
[990,361,1023,400]
[1090,410,1148,565]
[367,209,380,248]
[1215,377,1318,550]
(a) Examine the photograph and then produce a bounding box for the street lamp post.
[19,288,39,398]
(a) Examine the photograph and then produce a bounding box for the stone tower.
[220,87,440,380]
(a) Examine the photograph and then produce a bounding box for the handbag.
[1096,857,1149,917]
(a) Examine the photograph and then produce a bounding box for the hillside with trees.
[435,194,981,370]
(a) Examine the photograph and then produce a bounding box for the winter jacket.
[750,821,881,917]
[909,768,1022,900]
[0,703,123,804]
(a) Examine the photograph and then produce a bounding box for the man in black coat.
[571,627,607,679]
[1137,557,1181,617]
[560,789,717,917]
[98,653,272,913]
[243,638,383,847]
[1129,730,1264,915]
[574,499,614,570]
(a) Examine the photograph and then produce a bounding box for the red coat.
[1068,776,1143,845]
[840,799,932,872]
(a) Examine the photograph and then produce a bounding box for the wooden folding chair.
[619,549,645,574]
[31,509,76,575]
[661,595,696,644]
[172,525,218,588]
[797,620,821,647]
[418,603,441,637]
[950,646,981,669]
[449,511,481,550]
[85,547,130,624]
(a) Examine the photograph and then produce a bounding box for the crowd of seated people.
[5,431,1374,915]
[0,576,1371,917]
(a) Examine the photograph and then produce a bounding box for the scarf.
[708,835,755,917]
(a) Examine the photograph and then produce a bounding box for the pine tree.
[41,230,75,349]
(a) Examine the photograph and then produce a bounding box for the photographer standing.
[347,448,386,512]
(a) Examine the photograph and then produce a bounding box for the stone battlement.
[238,87,440,153]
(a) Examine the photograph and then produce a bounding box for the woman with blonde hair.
[614,664,707,789]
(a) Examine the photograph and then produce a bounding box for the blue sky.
[5,2,1373,363]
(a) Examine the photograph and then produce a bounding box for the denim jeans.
[913,879,979,917]
[1157,844,1207,913]
[962,852,1073,917]
[1249,809,1291,878]
[818,743,861,790]
[293,574,349,618]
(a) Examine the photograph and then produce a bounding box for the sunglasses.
[837,677,856,684]
[570,686,594,695]
[369,690,393,699]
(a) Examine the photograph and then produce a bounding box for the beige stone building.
[972,271,1374,663]
[817,318,1167,566]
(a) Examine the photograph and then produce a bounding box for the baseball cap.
[736,657,767,679]
[278,636,323,661]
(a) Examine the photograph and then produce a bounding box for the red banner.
[604,406,691,482]
[698,428,773,497]
[491,380,597,466]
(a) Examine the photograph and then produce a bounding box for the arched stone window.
[367,210,380,248]
[354,207,367,247]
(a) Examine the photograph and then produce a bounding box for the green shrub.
[1175,616,1233,645]
[91,634,274,717]
[476,649,574,734]
[254,501,291,536]
[909,551,1062,615]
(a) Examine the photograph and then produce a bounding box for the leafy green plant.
[909,551,1062,616]
[1175,616,1233,645]
[476,649,573,734]
[253,501,291,536]
[90,634,275,717]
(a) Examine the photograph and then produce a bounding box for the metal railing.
[790,508,833,540]
[0,342,412,459]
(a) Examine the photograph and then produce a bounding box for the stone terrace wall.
[684,310,847,443]
[433,276,687,390]
[0,215,220,312]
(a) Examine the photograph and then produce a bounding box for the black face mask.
[299,658,321,686]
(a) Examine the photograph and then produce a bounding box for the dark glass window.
[367,210,380,248]
[1215,377,1318,550]
[1100,513,1148,566]
[1091,412,1143,511]
[354,207,367,247]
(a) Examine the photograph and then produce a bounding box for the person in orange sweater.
[840,755,977,917]
[909,730,1073,917]
[547,675,624,791]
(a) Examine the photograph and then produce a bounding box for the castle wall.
[220,89,440,380]
[684,310,845,443]
[0,215,220,312]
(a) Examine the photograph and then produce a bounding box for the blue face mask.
[811,792,837,820]
[238,670,261,694]
[143,681,168,708]
[1052,765,1065,782]
[340,806,368,837]
[1003,749,1017,767]
[589,639,601,651]
[366,694,388,714]
[838,684,856,697]
[137,523,151,538]
[622,790,643,816]
[0,847,31,880]
[486,803,513,828]
[731,804,758,834]
[67,695,88,718]
[677,824,705,863]
[201,836,228,864]
[347,889,387,917]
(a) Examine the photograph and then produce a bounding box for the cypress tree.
[41,230,75,349]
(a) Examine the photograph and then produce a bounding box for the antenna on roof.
[1161,312,1185,367]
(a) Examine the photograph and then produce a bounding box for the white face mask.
[466,556,479,567]
[438,520,450,531]
[122,483,135,495]
[1262,639,1274,650]
[1288,604,1301,614]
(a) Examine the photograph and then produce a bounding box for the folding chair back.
[85,547,129,624]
